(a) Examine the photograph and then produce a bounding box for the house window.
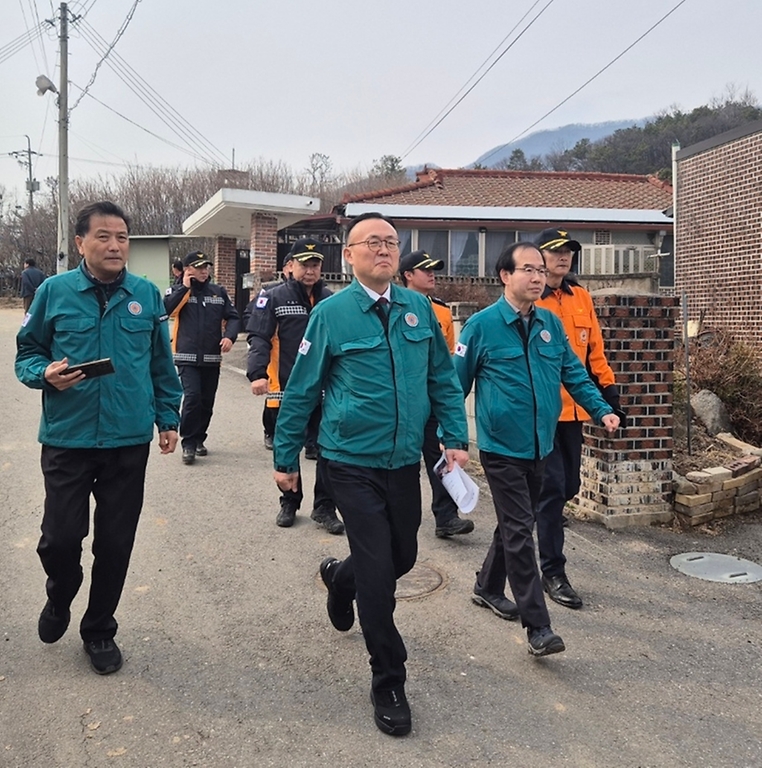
[418,230,449,266]
[594,230,612,245]
[397,229,413,257]
[485,231,516,276]
[450,231,479,276]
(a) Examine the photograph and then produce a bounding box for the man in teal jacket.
[15,201,182,676]
[274,212,469,737]
[454,242,619,658]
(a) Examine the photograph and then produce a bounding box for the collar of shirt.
[357,281,391,303]
[503,295,534,321]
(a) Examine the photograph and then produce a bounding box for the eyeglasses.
[346,238,401,252]
[516,265,549,277]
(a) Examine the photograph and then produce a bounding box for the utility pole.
[57,2,69,274]
[9,135,40,214]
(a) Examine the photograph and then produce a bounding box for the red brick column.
[576,294,679,528]
[214,236,237,297]
[250,212,278,275]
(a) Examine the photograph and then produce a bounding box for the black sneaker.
[195,442,208,456]
[310,508,345,535]
[182,448,195,465]
[83,638,123,674]
[370,686,411,736]
[319,557,354,631]
[471,578,519,620]
[264,434,274,450]
[38,600,70,644]
[527,626,566,657]
[435,517,475,538]
[276,503,297,527]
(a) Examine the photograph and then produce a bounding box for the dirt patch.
[672,418,742,476]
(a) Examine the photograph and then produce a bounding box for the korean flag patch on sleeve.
[455,341,467,357]
[298,338,311,355]
[256,295,269,308]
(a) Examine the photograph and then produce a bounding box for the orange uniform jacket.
[430,296,455,354]
[536,279,616,422]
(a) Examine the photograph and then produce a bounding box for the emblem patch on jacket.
[455,342,467,357]
[298,338,311,355]
[256,295,269,308]
[540,330,551,342]
[404,313,419,327]
[128,301,143,315]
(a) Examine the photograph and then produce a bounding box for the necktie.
[374,297,389,331]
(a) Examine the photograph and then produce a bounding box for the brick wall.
[250,213,278,275]
[675,129,762,351]
[214,236,237,297]
[576,294,679,528]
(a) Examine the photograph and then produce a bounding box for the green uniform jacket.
[454,298,612,461]
[15,263,182,448]
[273,279,469,473]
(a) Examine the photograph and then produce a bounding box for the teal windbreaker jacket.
[273,280,469,473]
[15,263,182,448]
[454,298,613,461]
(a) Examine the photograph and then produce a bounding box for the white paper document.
[433,453,480,514]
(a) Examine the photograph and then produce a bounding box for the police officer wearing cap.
[533,227,626,609]
[164,251,241,464]
[246,238,342,535]
[399,249,475,539]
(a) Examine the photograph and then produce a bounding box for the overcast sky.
[1,0,760,204]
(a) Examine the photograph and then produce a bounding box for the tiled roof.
[341,168,673,210]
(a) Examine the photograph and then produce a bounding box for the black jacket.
[246,277,331,391]
[164,279,241,366]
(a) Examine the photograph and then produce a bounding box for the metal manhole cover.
[396,563,445,599]
[670,552,762,583]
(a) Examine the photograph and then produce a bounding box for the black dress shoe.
[435,517,475,538]
[84,638,123,674]
[195,442,208,456]
[182,448,195,465]
[319,557,354,631]
[471,579,519,620]
[38,600,70,644]
[542,574,583,609]
[527,625,565,657]
[264,434,274,450]
[370,686,411,736]
[276,503,297,527]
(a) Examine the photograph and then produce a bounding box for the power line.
[17,0,41,72]
[478,0,689,167]
[70,81,220,166]
[0,23,46,65]
[401,0,544,158]
[70,0,140,112]
[77,18,228,166]
[28,0,51,72]
[401,0,556,160]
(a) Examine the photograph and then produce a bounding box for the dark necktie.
[374,297,389,331]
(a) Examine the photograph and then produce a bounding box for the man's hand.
[44,358,85,391]
[158,430,179,454]
[182,271,192,288]
[445,448,469,471]
[274,470,299,492]
[251,378,269,396]
[602,413,620,433]
[220,337,233,354]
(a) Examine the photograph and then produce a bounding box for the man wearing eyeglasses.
[246,238,343,535]
[273,212,469,736]
[533,228,625,610]
[453,242,619,658]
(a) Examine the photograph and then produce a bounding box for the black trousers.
[178,365,220,451]
[324,460,421,692]
[264,403,319,447]
[536,421,584,578]
[38,443,150,641]
[281,454,334,513]
[478,451,550,630]
[420,414,459,524]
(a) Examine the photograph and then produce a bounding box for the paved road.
[1,304,761,767]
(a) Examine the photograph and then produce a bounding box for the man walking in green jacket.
[273,212,469,737]
[454,242,619,658]
[16,201,182,675]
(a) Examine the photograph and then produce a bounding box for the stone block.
[736,498,761,515]
[711,489,736,502]
[676,510,716,526]
[725,455,761,477]
[735,490,760,506]
[722,470,762,490]
[672,474,697,494]
[703,467,733,482]
[674,492,713,507]
[674,501,715,517]
[685,470,711,484]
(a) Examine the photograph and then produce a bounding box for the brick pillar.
[214,236,237,297]
[576,294,679,528]
[250,212,278,276]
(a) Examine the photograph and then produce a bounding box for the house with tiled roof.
[331,168,674,280]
